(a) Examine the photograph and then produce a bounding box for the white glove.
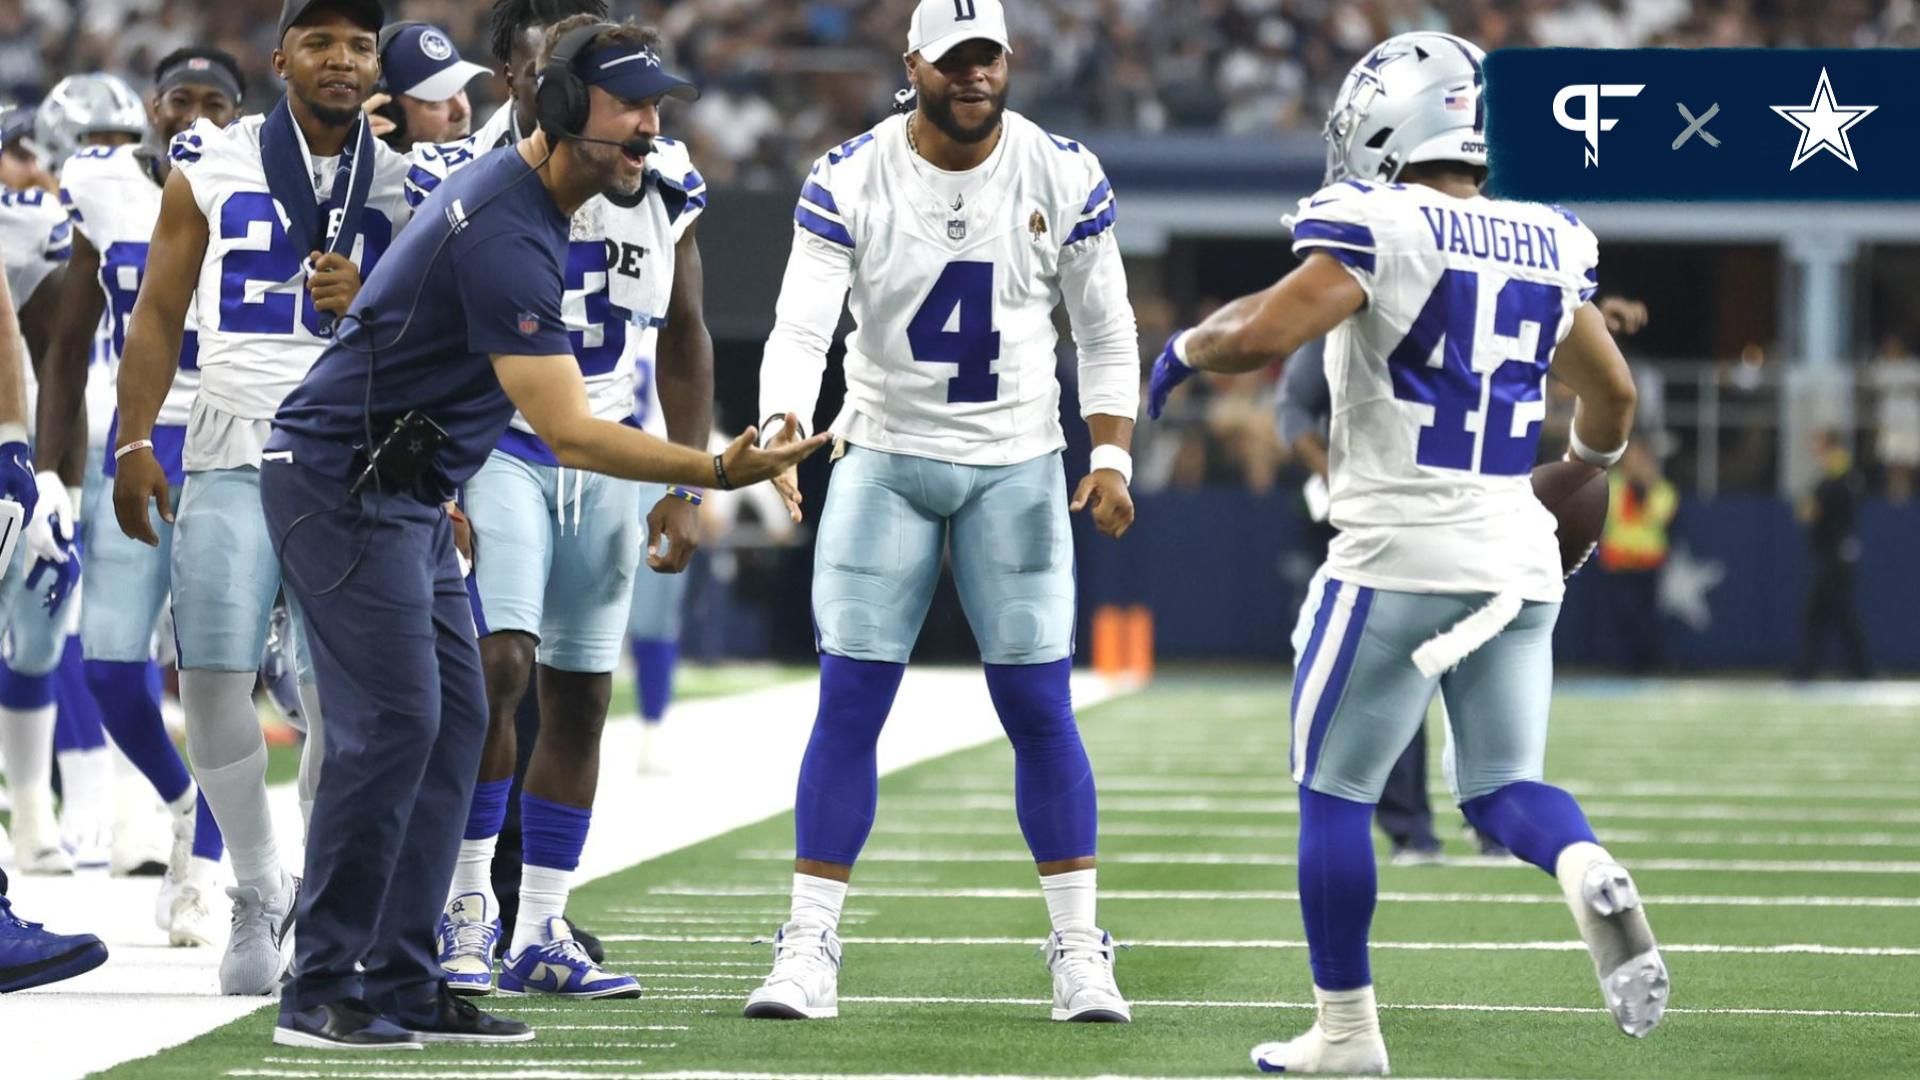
[25,470,74,564]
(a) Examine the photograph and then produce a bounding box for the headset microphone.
[562,132,655,157]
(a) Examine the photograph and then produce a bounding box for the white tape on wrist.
[1171,330,1193,368]
[1568,428,1627,469]
[0,422,26,446]
[1089,444,1133,485]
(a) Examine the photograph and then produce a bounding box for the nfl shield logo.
[517,311,540,335]
[947,218,967,240]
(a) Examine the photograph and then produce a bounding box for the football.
[1531,459,1610,576]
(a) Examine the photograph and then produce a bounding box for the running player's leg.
[172,466,295,995]
[949,452,1124,1022]
[1255,578,1454,1075]
[53,636,113,870]
[1444,602,1668,1037]
[626,490,690,773]
[745,447,944,1020]
[497,469,640,998]
[442,451,552,994]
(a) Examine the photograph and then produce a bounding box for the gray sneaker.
[220,874,297,996]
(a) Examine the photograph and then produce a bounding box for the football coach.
[256,18,826,1049]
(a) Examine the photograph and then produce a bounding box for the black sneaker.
[274,999,421,1051]
[569,919,606,965]
[394,982,535,1044]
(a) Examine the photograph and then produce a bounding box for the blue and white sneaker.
[437,893,500,997]
[0,892,108,993]
[498,916,640,999]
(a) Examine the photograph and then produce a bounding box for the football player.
[406,2,713,1000]
[1147,32,1666,1074]
[39,55,245,947]
[747,0,1141,1024]
[110,0,413,995]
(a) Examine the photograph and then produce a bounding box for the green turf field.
[102,675,1919,1078]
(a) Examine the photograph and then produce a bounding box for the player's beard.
[580,139,645,198]
[297,91,365,130]
[922,84,1008,144]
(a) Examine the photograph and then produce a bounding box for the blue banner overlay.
[1484,49,1919,202]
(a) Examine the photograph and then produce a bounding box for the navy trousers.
[261,458,488,1015]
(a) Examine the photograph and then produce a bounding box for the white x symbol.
[1673,102,1720,149]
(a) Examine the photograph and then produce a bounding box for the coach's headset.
[372,20,421,144]
[535,20,656,161]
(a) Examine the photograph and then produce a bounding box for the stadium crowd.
[5,0,1920,188]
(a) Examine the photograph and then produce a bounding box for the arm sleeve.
[1289,182,1379,304]
[1058,227,1139,421]
[756,228,853,434]
[1275,338,1330,446]
[457,232,572,357]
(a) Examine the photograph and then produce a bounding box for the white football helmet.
[1323,32,1487,185]
[34,73,148,164]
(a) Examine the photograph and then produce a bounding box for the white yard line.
[736,848,1920,874]
[870,821,1920,848]
[885,794,1920,824]
[930,775,1920,801]
[5,669,1124,1080]
[649,884,1920,908]
[596,933,1918,957]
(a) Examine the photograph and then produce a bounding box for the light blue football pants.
[1290,567,1559,804]
[465,450,640,673]
[812,446,1075,665]
[82,463,177,663]
[171,467,310,673]
[627,483,690,641]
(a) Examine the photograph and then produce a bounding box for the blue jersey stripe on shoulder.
[57,187,82,223]
[1550,204,1581,227]
[827,132,875,165]
[1082,178,1112,215]
[799,179,840,216]
[795,205,854,248]
[1292,219,1376,251]
[1342,179,1373,194]
[1064,202,1117,246]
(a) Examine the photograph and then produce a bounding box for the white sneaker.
[742,922,840,1019]
[1045,928,1131,1022]
[1572,860,1669,1037]
[1251,1023,1390,1075]
[221,872,297,995]
[63,819,113,872]
[636,723,667,775]
[168,873,222,948]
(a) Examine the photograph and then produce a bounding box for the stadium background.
[5,0,1917,673]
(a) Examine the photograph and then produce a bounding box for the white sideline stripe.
[618,960,767,968]
[650,884,1920,908]
[886,795,1920,824]
[737,848,1920,874]
[869,822,1920,848]
[227,1073,1523,1080]
[263,1060,660,1068]
[627,973,767,981]
[598,933,1918,956]
[637,993,1920,1020]
[230,1072,644,1080]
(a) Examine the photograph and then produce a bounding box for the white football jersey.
[0,185,71,310]
[757,111,1139,467]
[406,130,706,450]
[59,144,202,428]
[169,115,412,429]
[1292,178,1600,603]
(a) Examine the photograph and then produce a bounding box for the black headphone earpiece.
[534,21,617,141]
[374,21,424,143]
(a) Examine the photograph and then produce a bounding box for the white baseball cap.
[907,0,1012,64]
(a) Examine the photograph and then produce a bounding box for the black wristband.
[712,452,733,491]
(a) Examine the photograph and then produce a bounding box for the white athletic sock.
[790,872,848,932]
[57,746,114,845]
[181,669,282,897]
[1041,868,1097,935]
[511,864,573,955]
[449,834,499,918]
[0,702,57,804]
[1554,840,1617,932]
[167,781,198,822]
[194,745,280,895]
[1313,983,1381,1038]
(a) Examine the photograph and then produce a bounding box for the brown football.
[1531,460,1609,576]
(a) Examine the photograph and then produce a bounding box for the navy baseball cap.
[278,0,384,43]
[578,41,699,104]
[379,22,492,102]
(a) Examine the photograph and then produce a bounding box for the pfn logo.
[1553,83,1644,167]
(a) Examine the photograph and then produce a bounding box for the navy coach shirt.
[270,146,574,501]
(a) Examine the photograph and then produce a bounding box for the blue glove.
[26,520,80,616]
[0,439,35,523]
[1146,331,1195,421]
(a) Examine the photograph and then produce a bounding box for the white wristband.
[1568,428,1626,469]
[0,422,25,446]
[114,439,154,462]
[1089,444,1133,485]
[1171,329,1193,368]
